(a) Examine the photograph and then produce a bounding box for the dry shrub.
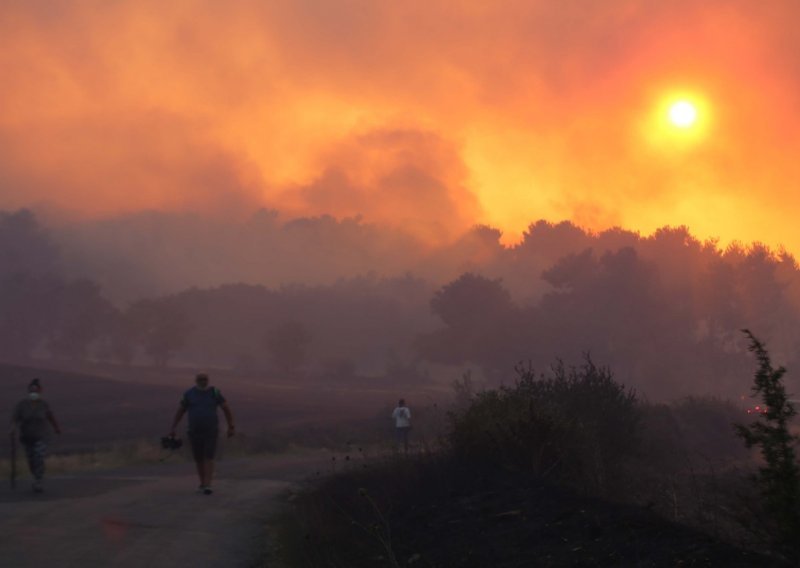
[448,356,639,492]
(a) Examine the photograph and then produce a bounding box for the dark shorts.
[396,426,411,443]
[189,429,218,462]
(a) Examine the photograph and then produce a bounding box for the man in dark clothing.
[9,379,61,493]
[168,374,235,495]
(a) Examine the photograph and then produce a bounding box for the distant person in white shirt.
[392,399,411,453]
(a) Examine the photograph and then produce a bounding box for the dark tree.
[430,273,513,328]
[47,279,113,361]
[0,274,60,361]
[421,273,521,371]
[94,307,139,366]
[265,320,311,376]
[128,299,193,367]
[735,329,800,547]
[0,210,63,362]
[0,209,60,278]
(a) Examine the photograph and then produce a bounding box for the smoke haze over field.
[3,208,800,402]
[5,2,800,401]
[3,1,800,250]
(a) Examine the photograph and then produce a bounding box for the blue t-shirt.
[181,386,225,432]
[13,399,53,441]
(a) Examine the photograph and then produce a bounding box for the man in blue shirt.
[168,374,235,494]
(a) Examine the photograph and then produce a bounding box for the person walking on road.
[168,373,235,495]
[10,379,61,493]
[392,398,411,454]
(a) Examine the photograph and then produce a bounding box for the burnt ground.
[278,455,789,567]
[0,362,442,453]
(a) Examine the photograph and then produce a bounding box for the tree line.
[3,209,800,398]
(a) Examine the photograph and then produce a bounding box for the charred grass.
[273,453,784,568]
[271,364,793,567]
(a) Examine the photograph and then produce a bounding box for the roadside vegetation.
[0,421,380,481]
[271,341,798,567]
[0,393,454,485]
[0,439,178,479]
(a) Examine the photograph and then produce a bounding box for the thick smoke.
[2,1,800,250]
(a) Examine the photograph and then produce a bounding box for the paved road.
[0,451,332,568]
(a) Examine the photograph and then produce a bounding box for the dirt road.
[0,451,332,568]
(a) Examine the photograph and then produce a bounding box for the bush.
[735,330,800,550]
[449,356,639,491]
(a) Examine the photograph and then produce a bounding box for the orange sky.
[2,1,800,248]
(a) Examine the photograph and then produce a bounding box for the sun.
[668,100,698,128]
[643,91,710,149]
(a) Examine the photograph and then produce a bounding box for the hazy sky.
[2,1,800,248]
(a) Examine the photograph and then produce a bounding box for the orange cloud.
[279,128,479,242]
[2,1,800,250]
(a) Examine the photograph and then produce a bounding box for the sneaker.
[197,485,206,494]
[203,487,213,495]
[32,480,43,493]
